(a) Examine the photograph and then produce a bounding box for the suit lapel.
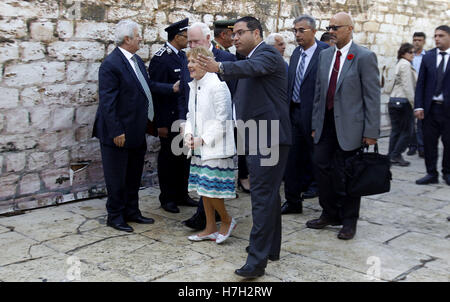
[301,45,321,86]
[289,47,301,90]
[322,48,334,91]
[116,48,146,96]
[336,42,357,92]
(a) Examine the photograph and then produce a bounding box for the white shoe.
[216,218,237,244]
[188,232,218,241]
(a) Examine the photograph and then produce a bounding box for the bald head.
[328,12,354,48]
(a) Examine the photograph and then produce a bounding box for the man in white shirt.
[307,12,380,240]
[414,25,450,186]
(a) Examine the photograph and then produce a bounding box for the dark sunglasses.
[326,25,349,31]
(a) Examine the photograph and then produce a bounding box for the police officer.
[148,18,198,213]
[212,19,246,60]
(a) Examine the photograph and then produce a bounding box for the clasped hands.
[184,134,203,150]
[113,134,126,147]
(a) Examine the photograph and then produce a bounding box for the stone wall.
[0,0,449,213]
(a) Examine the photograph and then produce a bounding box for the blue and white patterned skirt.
[188,156,236,199]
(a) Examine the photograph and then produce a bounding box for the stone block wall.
[0,0,448,213]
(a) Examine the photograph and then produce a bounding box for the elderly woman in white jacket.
[388,43,418,167]
[184,47,236,244]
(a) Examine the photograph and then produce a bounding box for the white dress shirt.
[295,42,317,79]
[167,42,179,55]
[328,40,353,83]
[119,47,138,75]
[433,47,450,101]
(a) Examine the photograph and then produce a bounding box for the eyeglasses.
[326,25,350,31]
[407,50,414,54]
[231,29,254,39]
[292,28,312,34]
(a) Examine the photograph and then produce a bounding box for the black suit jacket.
[221,42,291,153]
[288,40,329,134]
[93,47,163,148]
[415,48,450,117]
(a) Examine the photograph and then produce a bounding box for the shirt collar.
[209,44,214,52]
[167,42,179,55]
[247,41,265,58]
[437,48,450,55]
[301,41,317,57]
[335,39,353,53]
[118,47,135,60]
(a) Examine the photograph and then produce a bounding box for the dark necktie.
[326,50,342,110]
[434,51,447,96]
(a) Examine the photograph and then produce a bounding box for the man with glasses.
[148,18,198,214]
[306,12,380,240]
[197,16,291,278]
[281,15,328,216]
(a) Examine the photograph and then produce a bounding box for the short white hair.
[189,22,212,39]
[265,33,284,45]
[115,19,139,46]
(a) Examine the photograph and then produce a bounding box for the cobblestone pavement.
[0,137,448,282]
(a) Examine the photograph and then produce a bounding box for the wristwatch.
[218,62,224,74]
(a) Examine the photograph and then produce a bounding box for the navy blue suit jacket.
[415,48,450,117]
[221,42,291,152]
[93,48,170,148]
[288,40,329,135]
[177,47,237,120]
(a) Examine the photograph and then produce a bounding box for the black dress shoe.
[390,156,410,166]
[235,264,265,278]
[306,217,341,229]
[178,196,199,207]
[106,221,134,232]
[302,189,318,199]
[127,215,155,224]
[245,246,279,261]
[416,174,438,185]
[406,146,417,156]
[182,212,206,230]
[337,225,356,240]
[161,202,180,213]
[418,150,425,158]
[281,200,303,215]
[443,174,450,186]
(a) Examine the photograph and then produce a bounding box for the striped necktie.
[292,51,307,103]
[131,55,154,121]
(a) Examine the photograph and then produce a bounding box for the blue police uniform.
[147,18,196,212]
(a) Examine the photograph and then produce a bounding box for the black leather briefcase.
[333,144,392,198]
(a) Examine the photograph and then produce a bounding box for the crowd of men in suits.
[92,13,450,278]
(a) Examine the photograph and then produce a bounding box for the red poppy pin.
[347,54,354,60]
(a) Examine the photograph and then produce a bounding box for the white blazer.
[390,58,418,106]
[184,72,235,160]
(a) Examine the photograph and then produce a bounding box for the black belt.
[432,100,444,104]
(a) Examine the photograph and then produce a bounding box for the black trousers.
[409,118,424,151]
[422,103,450,175]
[313,109,361,227]
[158,131,190,205]
[246,146,289,269]
[388,102,413,158]
[284,104,317,203]
[101,142,146,224]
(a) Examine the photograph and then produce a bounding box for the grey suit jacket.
[221,42,291,153]
[312,42,380,151]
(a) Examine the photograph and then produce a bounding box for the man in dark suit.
[198,16,291,278]
[148,18,198,214]
[281,15,328,215]
[178,21,238,230]
[93,19,165,232]
[307,12,380,240]
[414,25,450,186]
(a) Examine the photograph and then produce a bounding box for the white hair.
[265,33,284,46]
[115,19,139,46]
[189,22,212,39]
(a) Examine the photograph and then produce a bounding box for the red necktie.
[326,50,342,110]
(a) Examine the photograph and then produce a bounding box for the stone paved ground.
[0,137,448,282]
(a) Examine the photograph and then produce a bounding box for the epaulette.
[155,46,168,56]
